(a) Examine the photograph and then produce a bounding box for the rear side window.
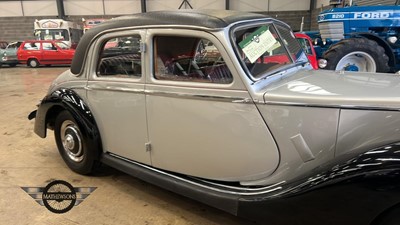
[154,36,233,84]
[96,35,142,78]
[23,42,41,50]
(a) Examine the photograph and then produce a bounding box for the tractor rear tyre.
[323,38,389,73]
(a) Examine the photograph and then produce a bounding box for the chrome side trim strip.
[87,87,252,103]
[145,90,253,103]
[87,86,145,94]
[263,101,400,111]
[108,152,283,196]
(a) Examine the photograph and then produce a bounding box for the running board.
[100,153,239,215]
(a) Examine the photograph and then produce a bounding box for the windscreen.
[232,23,307,79]
[34,29,70,41]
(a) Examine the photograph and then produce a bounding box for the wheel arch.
[349,33,396,69]
[34,89,102,158]
[27,57,40,63]
[370,203,400,225]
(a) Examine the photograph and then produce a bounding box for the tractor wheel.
[323,38,389,73]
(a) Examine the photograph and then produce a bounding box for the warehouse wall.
[1,0,398,42]
[316,0,398,7]
[0,11,311,42]
[355,0,397,6]
[0,0,312,16]
[0,0,313,42]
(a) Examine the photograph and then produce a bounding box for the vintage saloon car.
[29,10,400,224]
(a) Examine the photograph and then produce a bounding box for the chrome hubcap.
[60,120,84,163]
[64,134,75,150]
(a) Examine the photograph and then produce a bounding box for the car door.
[41,42,59,64]
[145,29,279,182]
[18,42,41,63]
[86,30,151,165]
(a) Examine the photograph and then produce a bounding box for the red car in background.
[295,33,318,69]
[18,40,75,67]
[257,33,318,71]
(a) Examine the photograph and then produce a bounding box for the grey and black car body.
[28,10,400,224]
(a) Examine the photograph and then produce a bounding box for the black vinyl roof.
[71,10,270,74]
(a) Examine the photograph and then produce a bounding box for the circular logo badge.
[42,180,76,213]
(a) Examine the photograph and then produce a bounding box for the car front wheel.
[54,110,97,174]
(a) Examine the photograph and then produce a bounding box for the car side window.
[96,35,142,78]
[23,42,41,50]
[154,36,233,84]
[297,38,312,55]
[43,43,56,50]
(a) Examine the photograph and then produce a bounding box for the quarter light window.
[275,25,307,63]
[97,35,142,78]
[154,36,233,84]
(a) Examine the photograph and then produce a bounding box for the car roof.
[71,10,271,75]
[22,40,60,42]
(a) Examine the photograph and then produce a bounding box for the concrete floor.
[0,66,253,225]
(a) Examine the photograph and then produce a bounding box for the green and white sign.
[239,26,278,63]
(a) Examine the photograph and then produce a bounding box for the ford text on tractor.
[314,0,400,72]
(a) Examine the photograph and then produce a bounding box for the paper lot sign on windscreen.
[239,26,279,63]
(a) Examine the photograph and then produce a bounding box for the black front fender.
[32,89,101,154]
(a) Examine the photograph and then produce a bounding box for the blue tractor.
[314,0,400,72]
